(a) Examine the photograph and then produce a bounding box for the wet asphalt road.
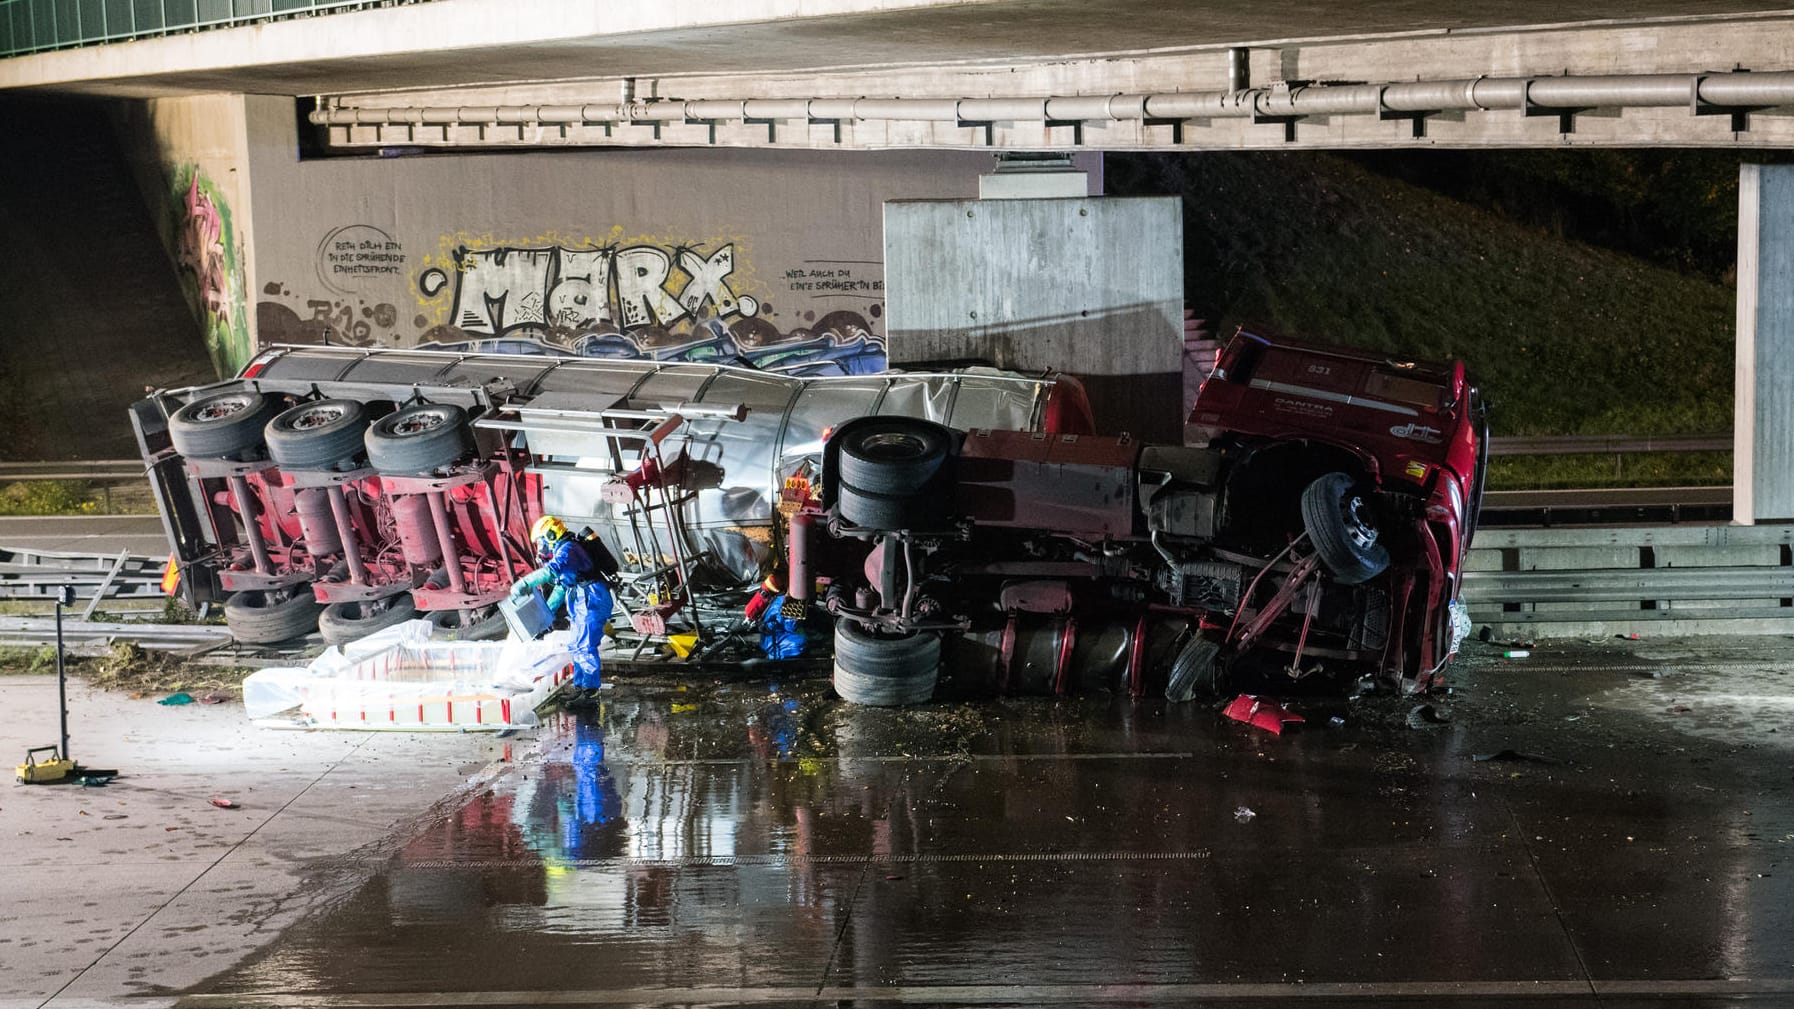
[175,637,1794,1008]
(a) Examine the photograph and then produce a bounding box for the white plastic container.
[500,589,553,640]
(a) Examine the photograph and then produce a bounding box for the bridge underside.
[11,1,1794,151]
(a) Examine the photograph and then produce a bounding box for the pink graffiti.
[177,174,230,322]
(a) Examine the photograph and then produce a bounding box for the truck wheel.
[1165,635,1224,702]
[837,418,951,494]
[365,403,473,474]
[427,606,508,641]
[1301,472,1390,585]
[266,399,370,471]
[833,620,940,706]
[318,594,416,645]
[169,391,276,460]
[838,481,937,531]
[224,589,321,645]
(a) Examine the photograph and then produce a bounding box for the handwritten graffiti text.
[418,243,759,337]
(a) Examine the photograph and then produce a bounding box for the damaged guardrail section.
[1464,524,1794,638]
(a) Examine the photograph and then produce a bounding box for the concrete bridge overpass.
[9,1,1794,151]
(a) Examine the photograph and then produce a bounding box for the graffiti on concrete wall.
[411,234,888,376]
[173,167,251,376]
[257,230,890,376]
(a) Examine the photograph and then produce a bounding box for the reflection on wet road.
[183,645,1794,1007]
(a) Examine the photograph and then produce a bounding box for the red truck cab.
[1189,328,1487,686]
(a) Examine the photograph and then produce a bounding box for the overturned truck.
[134,331,1483,701]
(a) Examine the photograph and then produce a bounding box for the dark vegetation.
[1107,150,1756,488]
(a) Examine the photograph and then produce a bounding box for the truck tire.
[1165,634,1224,702]
[837,480,936,532]
[224,589,321,645]
[427,606,508,641]
[837,418,951,494]
[833,620,939,705]
[318,594,416,645]
[168,391,277,460]
[265,399,370,471]
[365,403,473,474]
[1301,472,1390,585]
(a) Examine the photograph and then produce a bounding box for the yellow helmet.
[530,515,568,544]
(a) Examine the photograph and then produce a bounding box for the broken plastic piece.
[157,692,195,706]
[1222,695,1304,735]
[1233,806,1257,823]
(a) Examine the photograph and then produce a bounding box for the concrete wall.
[115,94,258,376]
[1734,163,1794,524]
[232,99,1097,378]
[883,196,1182,441]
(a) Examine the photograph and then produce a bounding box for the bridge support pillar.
[1734,164,1794,524]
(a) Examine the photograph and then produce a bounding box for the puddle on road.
[184,654,1794,998]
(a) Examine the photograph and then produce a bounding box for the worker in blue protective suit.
[743,572,808,660]
[511,515,613,702]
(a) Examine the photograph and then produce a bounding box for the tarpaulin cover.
[242,619,576,731]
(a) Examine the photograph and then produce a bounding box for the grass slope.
[1111,152,1736,439]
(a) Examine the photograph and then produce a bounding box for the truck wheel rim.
[196,396,253,422]
[1343,494,1378,549]
[394,411,446,435]
[290,404,345,430]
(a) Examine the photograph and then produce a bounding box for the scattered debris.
[156,692,194,706]
[209,797,239,809]
[1478,627,1536,649]
[1668,704,1693,714]
[1233,806,1257,823]
[197,693,230,705]
[1407,704,1451,729]
[1472,749,1559,764]
[90,642,250,697]
[1222,695,1305,735]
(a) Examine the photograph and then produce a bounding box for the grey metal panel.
[884,196,1183,443]
[695,370,803,412]
[947,371,1045,430]
[1736,164,1794,523]
[680,409,788,526]
[438,357,561,392]
[253,347,363,382]
[532,359,659,398]
[781,379,890,474]
[338,351,460,385]
[878,375,956,423]
[633,365,725,405]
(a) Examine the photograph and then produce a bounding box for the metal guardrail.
[0,0,440,59]
[1487,434,1731,456]
[0,459,144,481]
[1463,524,1794,634]
[1464,565,1794,604]
[0,548,165,619]
[0,615,230,652]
